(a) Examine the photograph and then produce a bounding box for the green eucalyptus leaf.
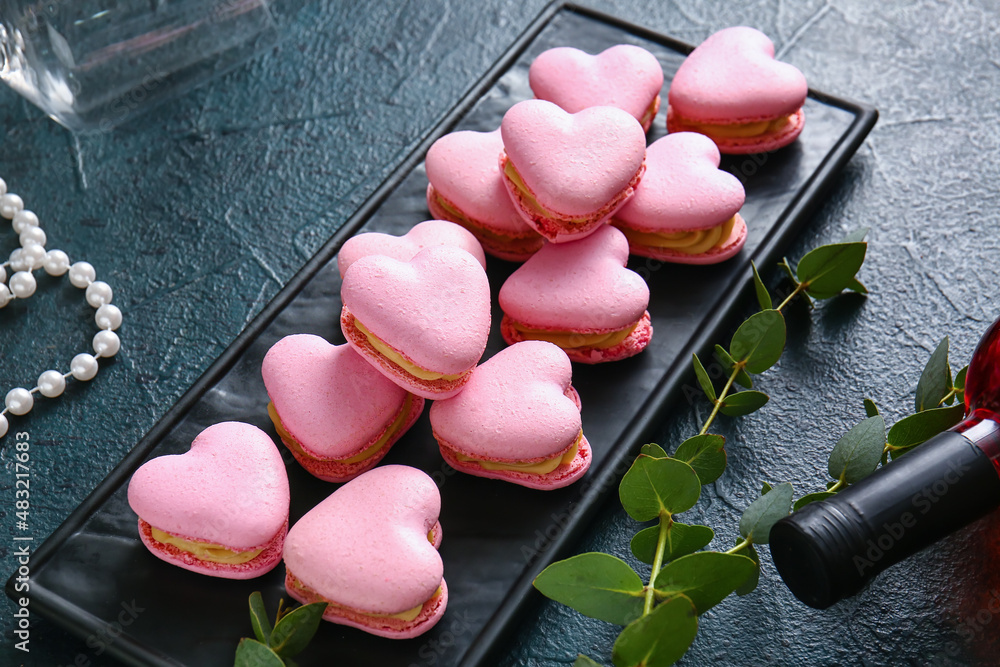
[729,310,786,374]
[248,592,272,645]
[235,639,285,667]
[795,242,867,299]
[915,338,951,412]
[612,595,698,667]
[840,227,870,244]
[751,261,772,311]
[719,390,770,417]
[653,552,757,613]
[955,365,968,404]
[268,602,326,658]
[673,434,726,485]
[619,456,701,521]
[575,656,604,667]
[714,344,753,388]
[641,443,668,458]
[533,553,645,625]
[739,482,793,544]
[863,398,880,418]
[845,277,868,294]
[828,415,886,484]
[692,353,716,401]
[761,481,773,495]
[888,403,966,454]
[630,522,715,565]
[734,542,760,596]
[794,491,836,510]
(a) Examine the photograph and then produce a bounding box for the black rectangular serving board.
[8,4,877,666]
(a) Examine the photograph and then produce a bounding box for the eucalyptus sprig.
[234,592,326,667]
[533,229,870,667]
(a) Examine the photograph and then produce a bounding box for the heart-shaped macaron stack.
[430,341,591,490]
[283,465,446,639]
[127,422,289,579]
[529,44,664,132]
[667,26,808,154]
[425,129,544,262]
[262,334,425,482]
[499,224,652,364]
[613,132,747,264]
[338,219,486,278]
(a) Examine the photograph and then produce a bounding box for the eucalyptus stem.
[725,537,751,555]
[775,281,807,312]
[699,365,742,435]
[644,512,672,615]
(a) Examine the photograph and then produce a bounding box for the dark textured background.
[1,1,998,665]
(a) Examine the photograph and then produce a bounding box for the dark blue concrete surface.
[1,1,998,665]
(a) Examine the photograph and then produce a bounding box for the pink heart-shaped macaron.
[341,245,491,398]
[500,99,646,242]
[430,341,591,490]
[338,219,486,278]
[529,44,664,131]
[669,27,808,122]
[283,465,446,639]
[127,422,289,579]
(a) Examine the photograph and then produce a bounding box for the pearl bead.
[0,177,6,196]
[69,261,96,288]
[71,354,99,381]
[0,413,7,438]
[0,284,9,308]
[19,225,46,247]
[96,304,123,330]
[21,243,46,270]
[85,281,113,308]
[93,330,121,357]
[38,370,66,398]
[9,271,36,299]
[0,193,24,219]
[12,209,39,234]
[8,248,29,272]
[0,264,5,283]
[5,388,33,416]
[44,249,70,276]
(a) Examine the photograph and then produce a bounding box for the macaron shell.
[501,310,654,365]
[626,214,747,265]
[614,133,745,232]
[429,341,583,461]
[498,224,649,332]
[137,518,285,580]
[127,422,289,549]
[500,100,646,219]
[668,26,808,123]
[337,219,486,278]
[529,45,664,130]
[282,466,444,619]
[440,433,592,491]
[340,245,491,379]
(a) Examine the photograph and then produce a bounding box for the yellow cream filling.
[639,95,660,130]
[433,192,521,243]
[355,318,463,382]
[268,394,415,465]
[452,434,581,475]
[150,527,264,565]
[619,216,737,254]
[511,320,638,350]
[503,160,591,225]
[685,114,793,138]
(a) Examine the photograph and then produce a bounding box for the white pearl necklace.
[0,177,123,439]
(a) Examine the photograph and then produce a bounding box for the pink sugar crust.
[529,45,664,132]
[614,133,745,232]
[439,433,592,490]
[429,341,582,461]
[622,215,747,265]
[340,245,491,377]
[498,224,649,332]
[137,518,285,580]
[668,27,808,124]
[286,571,447,639]
[499,99,646,217]
[262,335,419,461]
[424,128,537,236]
[501,310,653,364]
[667,106,804,154]
[427,185,545,262]
[342,307,473,400]
[283,465,444,624]
[127,422,289,550]
[337,219,486,279]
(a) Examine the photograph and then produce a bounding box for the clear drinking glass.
[0,0,277,132]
